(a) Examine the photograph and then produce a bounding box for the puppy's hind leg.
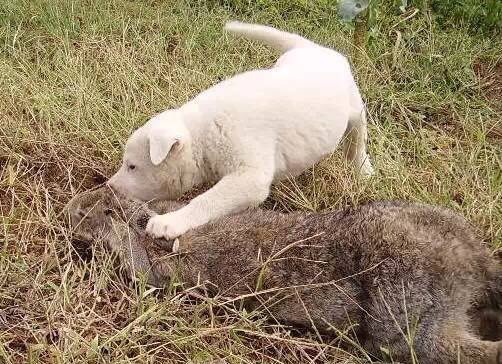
[343,87,374,177]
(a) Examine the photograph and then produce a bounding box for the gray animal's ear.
[148,133,182,166]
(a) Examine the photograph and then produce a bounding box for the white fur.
[172,238,180,253]
[108,21,374,240]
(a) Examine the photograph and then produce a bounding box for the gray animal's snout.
[71,208,86,226]
[65,195,88,230]
[64,197,94,260]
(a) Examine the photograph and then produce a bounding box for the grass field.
[0,0,501,362]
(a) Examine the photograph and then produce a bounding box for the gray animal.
[66,187,502,364]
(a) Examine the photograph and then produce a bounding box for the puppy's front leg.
[146,167,274,240]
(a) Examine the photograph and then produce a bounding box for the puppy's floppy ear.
[148,132,182,165]
[146,110,188,165]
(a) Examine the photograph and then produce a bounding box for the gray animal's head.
[65,186,151,242]
[65,186,183,287]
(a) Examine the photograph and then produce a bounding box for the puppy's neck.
[179,102,204,129]
[177,103,219,185]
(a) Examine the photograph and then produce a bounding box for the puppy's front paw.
[146,213,187,240]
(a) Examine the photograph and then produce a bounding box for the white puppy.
[108,21,374,240]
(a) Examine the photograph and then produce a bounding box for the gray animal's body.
[67,187,502,364]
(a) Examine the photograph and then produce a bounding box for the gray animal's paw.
[154,237,180,253]
[496,341,502,364]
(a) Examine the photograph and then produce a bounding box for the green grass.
[0,0,501,362]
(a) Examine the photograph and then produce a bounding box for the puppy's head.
[108,110,193,201]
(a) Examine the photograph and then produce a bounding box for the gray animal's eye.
[104,208,113,216]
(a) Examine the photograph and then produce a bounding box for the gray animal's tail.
[487,268,502,308]
[224,21,316,53]
[475,266,502,341]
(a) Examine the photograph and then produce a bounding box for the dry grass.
[0,0,501,362]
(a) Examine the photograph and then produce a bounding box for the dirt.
[473,59,502,140]
[474,59,502,109]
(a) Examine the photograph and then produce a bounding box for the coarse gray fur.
[66,187,502,364]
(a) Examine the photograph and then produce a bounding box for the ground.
[0,0,501,363]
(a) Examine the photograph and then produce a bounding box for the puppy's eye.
[128,164,136,171]
[104,209,113,216]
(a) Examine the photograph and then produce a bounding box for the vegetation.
[0,0,500,362]
[431,0,501,35]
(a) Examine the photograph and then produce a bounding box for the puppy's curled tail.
[224,21,315,53]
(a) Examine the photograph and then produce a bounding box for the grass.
[0,0,501,362]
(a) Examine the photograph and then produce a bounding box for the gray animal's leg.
[412,325,502,364]
[362,281,501,363]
